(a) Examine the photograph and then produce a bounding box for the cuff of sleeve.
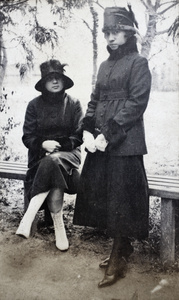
[59,137,73,151]
[82,116,95,133]
[105,119,127,148]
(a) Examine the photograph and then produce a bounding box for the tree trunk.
[141,13,157,59]
[0,22,8,99]
[89,3,98,90]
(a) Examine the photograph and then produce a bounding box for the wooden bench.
[0,160,179,265]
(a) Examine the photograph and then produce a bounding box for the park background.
[0,1,179,299]
[1,0,178,177]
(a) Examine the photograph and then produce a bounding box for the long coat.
[84,41,151,155]
[73,37,151,239]
[22,92,83,201]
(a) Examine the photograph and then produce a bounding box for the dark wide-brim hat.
[35,59,74,91]
[102,5,139,33]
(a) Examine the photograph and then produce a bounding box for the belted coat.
[73,37,152,239]
[84,39,151,155]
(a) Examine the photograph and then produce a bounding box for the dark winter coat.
[83,37,151,155]
[73,37,151,239]
[22,91,83,203]
[22,92,83,168]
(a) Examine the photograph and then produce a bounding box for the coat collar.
[107,36,138,60]
[41,89,66,104]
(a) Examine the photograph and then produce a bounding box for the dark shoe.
[99,257,110,268]
[98,273,118,288]
[99,243,133,268]
[98,257,127,288]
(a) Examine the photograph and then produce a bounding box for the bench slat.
[149,187,179,200]
[148,178,179,185]
[148,182,179,189]
[0,160,179,266]
[0,166,27,172]
[148,174,179,181]
[0,171,26,180]
[0,162,27,168]
[0,161,179,199]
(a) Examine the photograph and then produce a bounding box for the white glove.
[42,140,61,153]
[83,130,96,153]
[95,134,108,152]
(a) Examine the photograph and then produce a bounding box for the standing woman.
[16,59,83,251]
[73,5,151,287]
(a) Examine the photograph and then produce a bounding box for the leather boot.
[98,236,130,288]
[99,238,133,268]
[16,191,49,238]
[51,210,69,251]
[98,257,127,288]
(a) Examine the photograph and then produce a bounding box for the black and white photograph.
[0,0,179,299]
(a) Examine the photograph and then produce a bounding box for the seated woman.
[16,59,83,251]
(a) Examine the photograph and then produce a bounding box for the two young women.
[17,5,151,288]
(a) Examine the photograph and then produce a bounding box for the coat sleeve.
[22,100,44,156]
[56,99,84,151]
[105,56,151,144]
[82,68,101,133]
[67,99,84,149]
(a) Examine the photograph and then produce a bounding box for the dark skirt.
[73,152,149,240]
[24,150,80,209]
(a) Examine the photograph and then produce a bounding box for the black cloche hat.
[35,59,74,91]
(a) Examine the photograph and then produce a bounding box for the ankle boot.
[98,257,127,288]
[99,238,133,268]
[16,191,49,238]
[51,210,69,251]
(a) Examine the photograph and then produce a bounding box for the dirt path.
[0,211,179,300]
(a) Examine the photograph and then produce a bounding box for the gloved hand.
[95,134,108,152]
[83,130,96,153]
[42,140,61,153]
[106,119,127,150]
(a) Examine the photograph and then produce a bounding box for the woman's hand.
[95,134,108,152]
[42,140,61,153]
[83,131,96,153]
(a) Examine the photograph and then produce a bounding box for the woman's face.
[104,30,127,50]
[45,75,64,93]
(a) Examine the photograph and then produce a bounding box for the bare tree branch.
[94,0,104,10]
[158,2,178,14]
[160,0,179,7]
[156,29,169,35]
[147,0,154,8]
[0,0,28,10]
[140,0,149,10]
[82,18,92,33]
[154,0,161,10]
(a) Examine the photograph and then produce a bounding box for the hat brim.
[102,24,138,33]
[35,72,74,91]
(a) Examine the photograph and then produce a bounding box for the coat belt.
[99,90,127,101]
